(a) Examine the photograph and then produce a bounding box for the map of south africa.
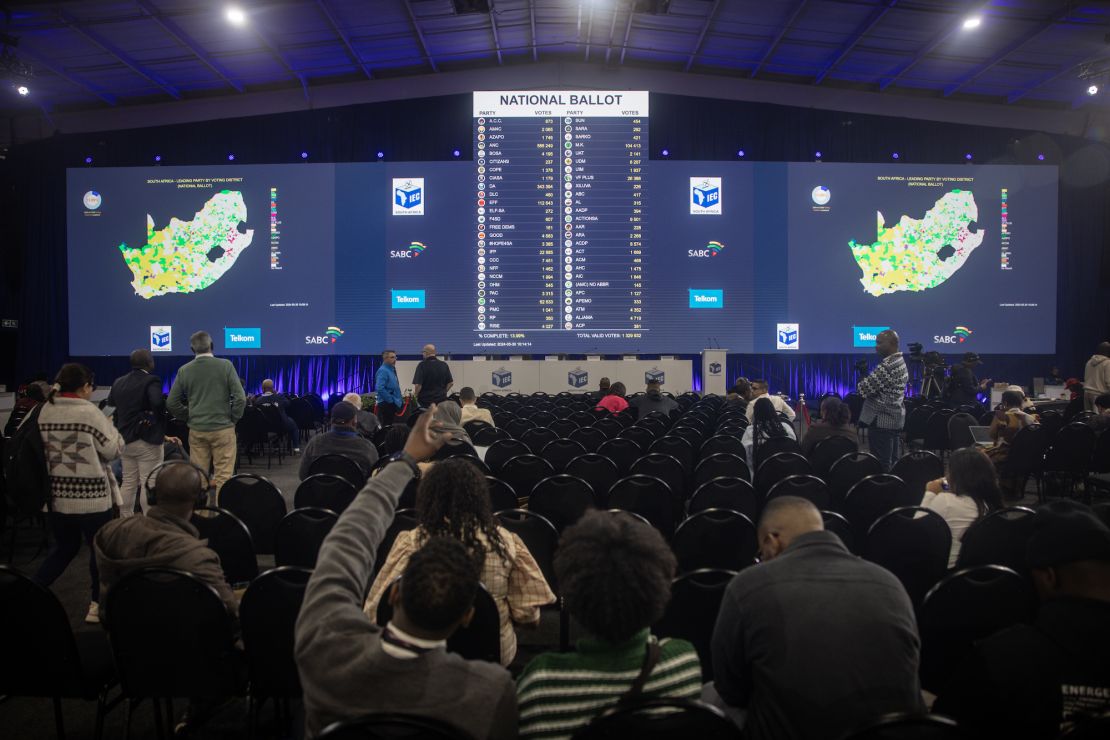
[119,190,253,299]
[849,189,984,297]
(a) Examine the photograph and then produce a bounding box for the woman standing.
[33,363,124,623]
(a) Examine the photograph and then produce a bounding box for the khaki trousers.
[189,426,237,495]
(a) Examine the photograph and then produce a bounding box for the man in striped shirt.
[516,511,703,739]
[857,329,909,470]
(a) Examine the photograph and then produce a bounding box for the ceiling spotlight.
[815,151,822,159]
[661,148,670,157]
[84,156,92,164]
[1037,153,1045,161]
[300,151,308,159]
[228,153,235,161]
[154,155,162,163]
[965,153,973,160]
[737,149,745,158]
[892,152,900,160]
[1088,84,1099,96]
[16,85,28,96]
[376,151,384,159]
[962,16,982,30]
[452,149,461,158]
[226,6,247,26]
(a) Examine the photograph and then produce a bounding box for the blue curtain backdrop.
[1,92,1107,397]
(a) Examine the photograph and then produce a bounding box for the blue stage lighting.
[154,155,162,162]
[815,151,822,159]
[376,151,384,159]
[228,153,235,161]
[84,156,92,164]
[737,149,745,157]
[965,153,973,160]
[300,151,308,159]
[892,152,900,159]
[1037,153,1045,161]
[452,149,461,157]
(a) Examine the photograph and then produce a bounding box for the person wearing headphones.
[93,461,238,623]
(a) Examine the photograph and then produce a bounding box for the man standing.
[413,344,453,408]
[107,349,168,517]
[857,329,909,470]
[375,349,403,425]
[1083,342,1110,412]
[629,379,680,420]
[709,497,923,740]
[254,379,301,453]
[167,331,245,495]
[946,352,990,408]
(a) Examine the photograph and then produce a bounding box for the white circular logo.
[83,190,102,210]
[811,186,830,206]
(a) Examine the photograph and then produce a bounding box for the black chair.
[539,438,589,474]
[843,474,917,540]
[592,416,624,438]
[922,410,954,453]
[699,434,747,460]
[618,425,657,449]
[821,510,856,553]
[568,410,598,427]
[841,712,966,739]
[667,425,705,450]
[483,438,532,474]
[650,436,696,471]
[631,453,688,507]
[918,565,1034,692]
[903,406,933,446]
[808,434,858,475]
[376,580,501,664]
[521,427,560,455]
[608,474,678,537]
[319,712,475,739]
[955,506,1038,574]
[569,425,609,452]
[597,437,644,475]
[754,452,812,496]
[239,566,311,736]
[274,507,338,568]
[529,410,559,427]
[495,509,567,648]
[528,475,598,532]
[497,455,556,503]
[191,506,259,586]
[373,508,419,579]
[865,506,952,607]
[462,420,492,439]
[694,452,751,485]
[573,698,743,740]
[890,450,945,500]
[689,477,759,520]
[306,453,367,487]
[504,417,537,439]
[1043,423,1097,493]
[765,474,830,510]
[484,476,520,511]
[998,424,1047,498]
[1038,409,1065,439]
[549,418,580,438]
[103,568,247,740]
[671,509,758,572]
[294,473,358,514]
[217,473,287,554]
[1057,716,1110,740]
[753,435,802,470]
[472,425,510,446]
[654,569,737,681]
[563,454,621,508]
[0,566,120,740]
[828,452,885,509]
[947,412,978,450]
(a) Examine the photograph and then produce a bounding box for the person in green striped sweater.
[516,511,703,739]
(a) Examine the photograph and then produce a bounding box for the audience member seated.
[3,379,48,438]
[745,379,796,423]
[985,390,1037,483]
[432,400,473,447]
[923,447,1004,568]
[1064,378,1086,421]
[255,378,302,453]
[799,396,858,457]
[708,496,923,740]
[516,511,702,738]
[94,461,238,623]
[629,379,679,420]
[295,410,518,740]
[380,423,411,457]
[725,377,752,412]
[742,397,796,471]
[459,386,496,427]
[343,392,381,439]
[935,501,1110,739]
[590,377,611,405]
[298,401,379,480]
[1004,384,1038,414]
[364,457,555,666]
[1083,341,1110,412]
[1088,393,1110,434]
[595,382,629,415]
[945,352,990,408]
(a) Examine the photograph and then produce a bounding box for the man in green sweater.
[167,330,246,495]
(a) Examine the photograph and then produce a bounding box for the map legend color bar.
[1000,187,1011,270]
[270,186,282,270]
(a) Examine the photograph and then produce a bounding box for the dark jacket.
[298,430,379,480]
[629,391,679,420]
[935,597,1110,740]
[946,364,980,407]
[94,506,238,621]
[294,462,517,739]
[107,369,166,445]
[711,530,923,740]
[799,422,859,457]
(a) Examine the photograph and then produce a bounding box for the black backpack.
[2,403,51,517]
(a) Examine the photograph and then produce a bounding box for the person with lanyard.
[375,349,403,425]
[297,401,379,480]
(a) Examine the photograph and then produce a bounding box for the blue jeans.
[868,427,900,471]
[33,508,115,603]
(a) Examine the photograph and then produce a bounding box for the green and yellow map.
[849,189,984,297]
[119,190,253,299]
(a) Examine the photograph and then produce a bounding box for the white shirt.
[379,622,447,659]
[921,490,981,568]
[746,393,797,422]
[741,422,797,472]
[460,404,495,427]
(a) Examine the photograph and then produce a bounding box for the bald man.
[708,496,923,740]
[413,343,453,408]
[94,463,238,622]
[255,378,301,453]
[856,328,909,470]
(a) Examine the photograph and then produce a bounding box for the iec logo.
[150,325,171,353]
[392,178,425,216]
[934,326,973,345]
[689,289,723,308]
[688,241,725,259]
[492,368,513,388]
[83,191,102,210]
[390,241,427,259]
[690,177,722,215]
[777,323,800,351]
[568,368,589,388]
[306,326,344,345]
[853,326,890,348]
[645,368,665,385]
[224,328,262,349]
[391,290,426,309]
[709,362,722,375]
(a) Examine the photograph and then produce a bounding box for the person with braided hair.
[364,457,555,666]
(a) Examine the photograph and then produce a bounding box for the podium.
[702,349,728,396]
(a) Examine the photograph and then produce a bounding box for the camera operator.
[855,329,909,470]
[946,352,990,409]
